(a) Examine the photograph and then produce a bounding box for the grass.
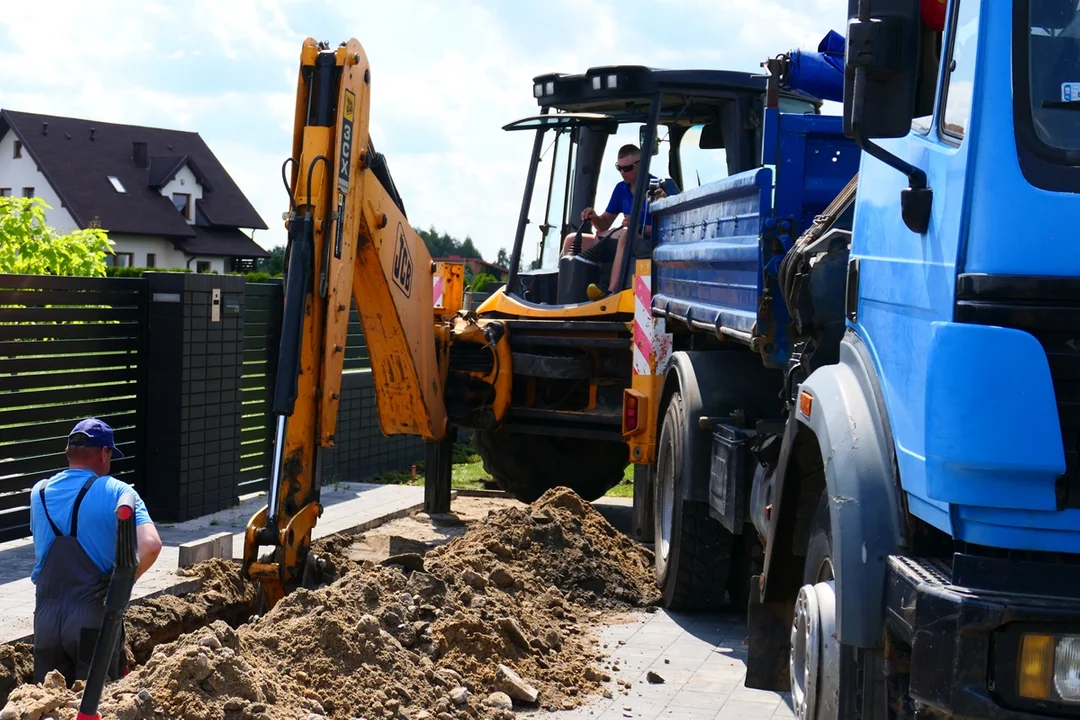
[371,439,637,498]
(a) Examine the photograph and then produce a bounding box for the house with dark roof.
[0,110,269,273]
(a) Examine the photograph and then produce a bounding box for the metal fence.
[0,272,394,539]
[238,282,283,496]
[238,284,371,496]
[0,274,146,542]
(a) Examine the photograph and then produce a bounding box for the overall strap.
[69,474,100,538]
[38,486,63,538]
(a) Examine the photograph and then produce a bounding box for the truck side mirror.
[842,0,932,234]
[842,0,921,139]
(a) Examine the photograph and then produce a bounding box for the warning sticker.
[1062,82,1080,102]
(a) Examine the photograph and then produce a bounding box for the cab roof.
[530,64,820,123]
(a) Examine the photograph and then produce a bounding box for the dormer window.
[172,192,191,220]
[108,176,126,193]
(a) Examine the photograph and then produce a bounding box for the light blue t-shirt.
[29,468,153,583]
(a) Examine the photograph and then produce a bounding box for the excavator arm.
[242,38,454,609]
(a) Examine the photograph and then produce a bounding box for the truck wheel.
[474,428,628,502]
[653,391,733,611]
[791,493,886,720]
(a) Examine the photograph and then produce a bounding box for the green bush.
[104,266,194,277]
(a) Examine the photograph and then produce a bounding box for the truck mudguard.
[793,331,909,649]
[663,350,785,504]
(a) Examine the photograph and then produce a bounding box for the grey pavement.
[0,481,425,644]
[545,610,793,720]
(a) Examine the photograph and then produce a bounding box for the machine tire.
[797,492,888,720]
[474,428,628,502]
[653,392,733,611]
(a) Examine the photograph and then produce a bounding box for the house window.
[0,189,10,197]
[22,187,34,198]
[13,141,21,158]
[108,176,126,194]
[172,193,192,220]
[146,253,156,268]
[107,252,135,268]
[196,260,211,273]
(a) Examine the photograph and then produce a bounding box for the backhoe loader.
[242,36,819,608]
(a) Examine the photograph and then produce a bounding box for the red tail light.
[625,395,639,432]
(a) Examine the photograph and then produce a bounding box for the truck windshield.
[1024,1,1080,158]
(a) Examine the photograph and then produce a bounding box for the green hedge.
[104,267,280,283]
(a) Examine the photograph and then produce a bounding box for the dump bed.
[649,111,860,367]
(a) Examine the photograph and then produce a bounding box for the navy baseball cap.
[67,418,124,457]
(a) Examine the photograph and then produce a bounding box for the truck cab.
[629,1,1080,717]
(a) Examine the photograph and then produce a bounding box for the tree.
[260,245,285,276]
[0,197,113,276]
[495,247,509,268]
[415,225,483,261]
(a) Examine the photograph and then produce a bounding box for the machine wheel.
[791,493,887,720]
[653,391,733,611]
[474,428,629,502]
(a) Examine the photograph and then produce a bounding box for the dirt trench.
[1,488,661,720]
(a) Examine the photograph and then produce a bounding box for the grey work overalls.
[32,474,127,685]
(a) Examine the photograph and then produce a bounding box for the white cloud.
[0,0,850,262]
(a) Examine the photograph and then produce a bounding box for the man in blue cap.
[29,418,162,686]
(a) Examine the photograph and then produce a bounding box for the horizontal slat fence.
[238,281,283,496]
[0,274,146,541]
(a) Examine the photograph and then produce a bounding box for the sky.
[0,0,848,263]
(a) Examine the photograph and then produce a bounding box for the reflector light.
[798,391,813,418]
[1019,634,1055,701]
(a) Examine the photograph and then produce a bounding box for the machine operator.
[561,143,655,300]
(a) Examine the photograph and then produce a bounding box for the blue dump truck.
[643,1,1080,717]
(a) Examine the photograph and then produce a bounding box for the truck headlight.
[1018,633,1080,704]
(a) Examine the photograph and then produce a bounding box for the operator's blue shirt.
[29,468,153,583]
[605,174,657,229]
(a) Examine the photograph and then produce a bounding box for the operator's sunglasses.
[616,160,639,173]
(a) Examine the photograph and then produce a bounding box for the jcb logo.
[392,223,413,298]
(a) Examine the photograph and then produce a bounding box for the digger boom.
[243,38,451,609]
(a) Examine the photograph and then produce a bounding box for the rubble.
[1,488,659,719]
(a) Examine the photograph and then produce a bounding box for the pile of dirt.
[0,643,33,710]
[124,558,258,666]
[0,558,259,709]
[2,487,659,720]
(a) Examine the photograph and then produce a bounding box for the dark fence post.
[143,272,245,522]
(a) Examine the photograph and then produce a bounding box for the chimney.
[41,122,48,136]
[132,141,148,168]
[90,127,95,141]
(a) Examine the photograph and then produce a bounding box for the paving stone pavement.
[544,610,794,720]
[0,481,425,644]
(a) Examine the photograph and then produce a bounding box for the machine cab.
[494,65,821,309]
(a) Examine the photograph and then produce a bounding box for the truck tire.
[792,492,887,720]
[474,428,628,502]
[653,391,733,611]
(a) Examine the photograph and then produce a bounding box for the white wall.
[159,164,203,223]
[109,234,227,273]
[0,130,79,233]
